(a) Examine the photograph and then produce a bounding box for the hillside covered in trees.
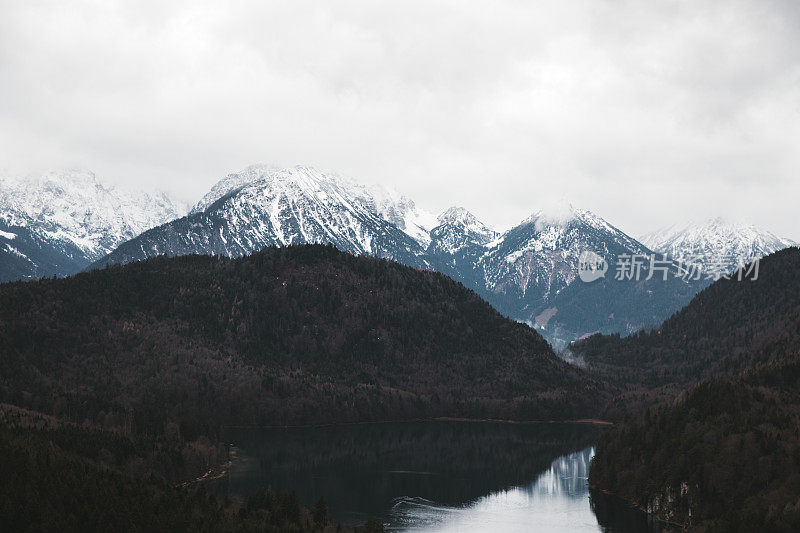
[584,247,800,531]
[573,247,800,408]
[590,360,800,531]
[0,404,375,532]
[0,244,602,439]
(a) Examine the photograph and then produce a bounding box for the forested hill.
[585,247,800,530]
[0,244,602,437]
[589,359,800,531]
[573,246,800,390]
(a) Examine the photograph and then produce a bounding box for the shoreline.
[222,416,614,430]
[589,485,688,530]
[177,458,233,488]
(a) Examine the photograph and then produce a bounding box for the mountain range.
[0,169,186,282]
[81,164,719,344]
[90,164,433,270]
[2,164,795,345]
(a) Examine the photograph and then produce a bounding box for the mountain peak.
[520,205,621,238]
[438,206,481,225]
[478,204,651,317]
[1,168,184,234]
[191,163,283,214]
[640,218,798,271]
[2,168,102,195]
[433,207,496,241]
[426,207,498,284]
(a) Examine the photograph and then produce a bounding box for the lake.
[218,421,666,532]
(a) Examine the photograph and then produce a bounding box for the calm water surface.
[219,421,664,532]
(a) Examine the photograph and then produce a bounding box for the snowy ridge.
[0,169,186,261]
[191,163,281,214]
[466,205,711,349]
[91,165,432,270]
[217,166,395,253]
[437,207,496,242]
[6,163,788,346]
[424,206,497,289]
[510,206,647,258]
[429,206,497,256]
[191,164,437,248]
[91,171,697,346]
[640,217,798,272]
[479,205,650,300]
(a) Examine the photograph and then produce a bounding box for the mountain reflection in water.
[389,447,598,532]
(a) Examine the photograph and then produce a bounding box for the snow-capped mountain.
[467,206,705,347]
[430,207,498,255]
[0,169,187,282]
[6,162,788,346]
[90,165,433,269]
[190,164,438,247]
[427,207,498,288]
[641,218,798,274]
[90,167,706,346]
[478,206,650,305]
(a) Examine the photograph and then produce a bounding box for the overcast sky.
[1,0,798,239]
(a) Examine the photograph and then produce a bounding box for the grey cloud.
[0,0,797,239]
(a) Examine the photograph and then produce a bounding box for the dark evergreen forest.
[1,244,601,435]
[582,248,800,531]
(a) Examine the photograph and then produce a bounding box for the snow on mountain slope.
[426,206,498,288]
[465,205,703,348]
[190,163,281,214]
[90,165,431,270]
[0,169,187,259]
[0,169,187,281]
[479,206,650,302]
[430,207,498,255]
[368,186,438,247]
[190,164,437,247]
[640,218,798,273]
